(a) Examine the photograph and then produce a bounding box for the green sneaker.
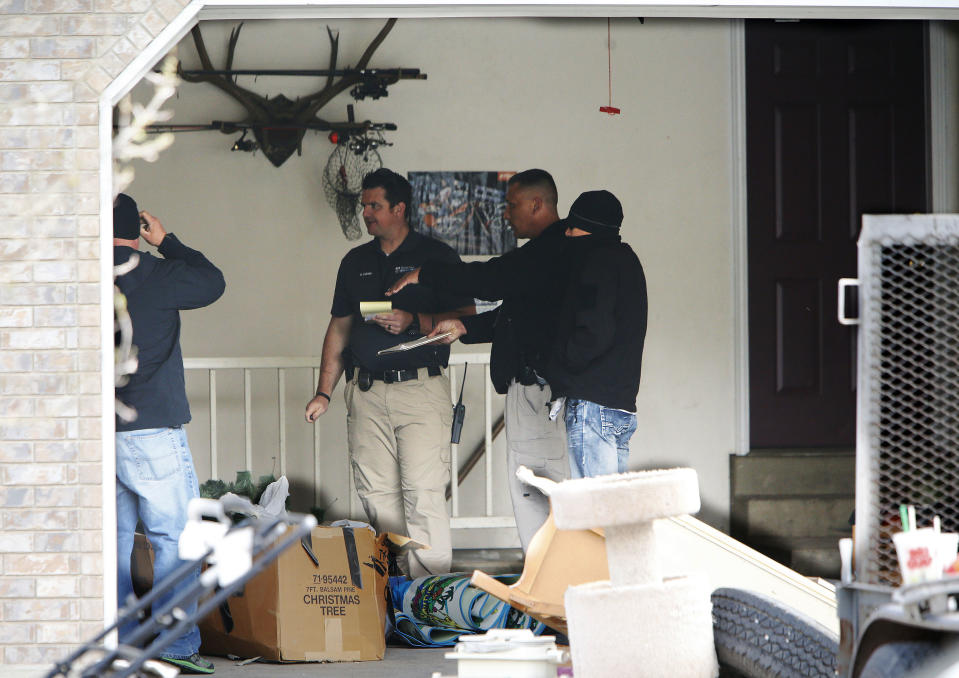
[160,653,215,674]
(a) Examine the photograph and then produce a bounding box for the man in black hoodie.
[548,190,647,478]
[113,193,225,674]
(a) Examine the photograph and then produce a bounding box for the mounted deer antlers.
[176,19,424,167]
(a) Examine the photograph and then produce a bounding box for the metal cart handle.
[837,278,859,326]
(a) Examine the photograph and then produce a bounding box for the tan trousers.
[505,380,569,552]
[345,368,452,577]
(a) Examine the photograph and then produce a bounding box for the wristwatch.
[408,312,420,335]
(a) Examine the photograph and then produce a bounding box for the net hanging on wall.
[322,134,384,240]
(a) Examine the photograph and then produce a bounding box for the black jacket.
[547,232,647,412]
[114,235,225,431]
[418,222,570,394]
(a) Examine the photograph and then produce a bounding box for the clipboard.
[377,331,454,356]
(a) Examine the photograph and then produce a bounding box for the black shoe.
[160,653,215,674]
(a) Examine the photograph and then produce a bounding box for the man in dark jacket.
[385,169,570,552]
[548,190,647,477]
[113,193,225,674]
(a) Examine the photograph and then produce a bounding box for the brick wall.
[0,1,186,672]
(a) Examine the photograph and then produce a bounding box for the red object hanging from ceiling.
[600,18,621,116]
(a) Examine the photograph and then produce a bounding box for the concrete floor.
[203,647,456,678]
[195,551,524,677]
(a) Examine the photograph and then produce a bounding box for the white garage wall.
[127,16,736,533]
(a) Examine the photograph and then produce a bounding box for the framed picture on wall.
[408,171,517,255]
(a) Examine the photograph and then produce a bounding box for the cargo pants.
[345,368,452,577]
[505,379,569,552]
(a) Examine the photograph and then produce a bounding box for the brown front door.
[747,20,928,449]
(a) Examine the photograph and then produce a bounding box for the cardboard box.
[470,510,608,635]
[198,525,390,662]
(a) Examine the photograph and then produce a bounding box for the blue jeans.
[116,427,201,658]
[564,399,638,478]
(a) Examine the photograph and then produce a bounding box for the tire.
[712,587,839,678]
[857,640,938,678]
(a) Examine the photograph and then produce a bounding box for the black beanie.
[113,193,140,240]
[564,190,623,234]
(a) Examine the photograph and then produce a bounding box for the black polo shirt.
[331,230,473,371]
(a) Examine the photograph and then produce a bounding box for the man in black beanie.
[113,193,225,674]
[547,190,648,478]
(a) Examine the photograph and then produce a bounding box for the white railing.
[182,352,515,531]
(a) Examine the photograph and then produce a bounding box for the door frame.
[731,19,749,455]
[730,19,950,455]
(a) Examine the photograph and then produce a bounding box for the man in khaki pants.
[305,169,474,577]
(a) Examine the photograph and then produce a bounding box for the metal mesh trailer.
[854,215,959,587]
[840,214,959,676]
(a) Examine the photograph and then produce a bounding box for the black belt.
[352,365,442,385]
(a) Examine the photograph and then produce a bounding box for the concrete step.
[451,548,524,576]
[744,536,845,578]
[731,449,855,496]
[742,496,855,539]
[731,450,854,579]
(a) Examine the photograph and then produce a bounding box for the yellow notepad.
[360,301,392,320]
